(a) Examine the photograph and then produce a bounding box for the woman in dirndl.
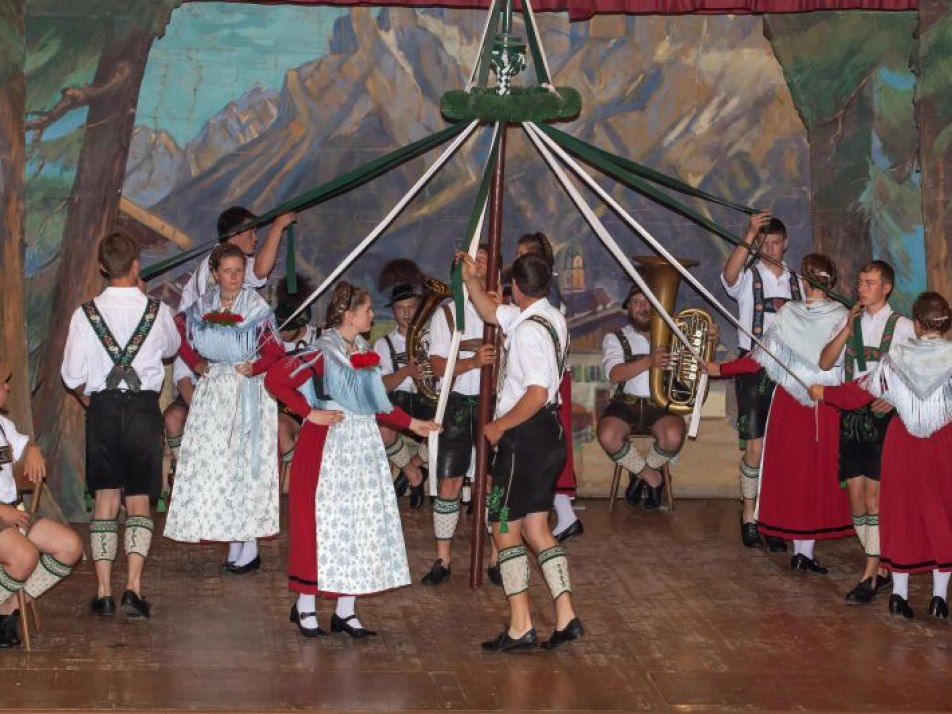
[265,281,439,639]
[164,243,284,571]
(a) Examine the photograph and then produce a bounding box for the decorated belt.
[0,445,12,466]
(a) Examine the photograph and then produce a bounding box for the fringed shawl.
[752,299,847,406]
[865,337,952,438]
[293,330,392,416]
[185,288,276,364]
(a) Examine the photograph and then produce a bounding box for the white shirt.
[178,253,267,312]
[0,414,29,504]
[61,287,181,395]
[495,299,567,418]
[834,304,915,379]
[374,328,414,394]
[601,324,651,398]
[721,260,803,351]
[429,300,485,397]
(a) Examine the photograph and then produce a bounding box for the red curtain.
[230,1,917,21]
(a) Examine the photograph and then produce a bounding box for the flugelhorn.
[405,276,453,402]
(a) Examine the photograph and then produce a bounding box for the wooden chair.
[608,432,675,513]
[13,462,43,651]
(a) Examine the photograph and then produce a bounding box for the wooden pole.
[469,123,507,589]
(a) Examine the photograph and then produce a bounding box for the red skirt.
[880,420,952,573]
[555,373,577,496]
[757,388,853,540]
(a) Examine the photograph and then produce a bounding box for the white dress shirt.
[61,287,180,395]
[495,299,567,418]
[374,328,414,394]
[833,303,916,379]
[721,260,803,351]
[0,414,29,504]
[601,324,651,398]
[178,253,267,312]
[429,300,484,396]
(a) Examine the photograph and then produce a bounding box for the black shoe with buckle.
[790,554,829,574]
[487,564,502,587]
[90,595,116,617]
[765,536,788,553]
[888,593,914,619]
[624,476,645,506]
[421,559,451,586]
[741,521,762,548]
[928,596,949,619]
[393,472,409,498]
[845,578,876,604]
[290,603,327,638]
[331,613,376,639]
[120,590,151,619]
[541,618,584,651]
[481,628,538,653]
[554,520,584,544]
[643,484,665,510]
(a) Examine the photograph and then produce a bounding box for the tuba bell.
[635,256,716,416]
[405,276,453,402]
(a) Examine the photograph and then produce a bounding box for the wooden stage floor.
[2,498,951,712]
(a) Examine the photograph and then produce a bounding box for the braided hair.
[325,281,370,328]
[800,253,837,292]
[913,291,951,335]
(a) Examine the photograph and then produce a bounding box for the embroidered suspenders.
[751,267,802,339]
[81,298,160,392]
[383,334,407,374]
[525,315,569,407]
[844,312,901,381]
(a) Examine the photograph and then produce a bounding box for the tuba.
[636,256,716,416]
[405,276,453,402]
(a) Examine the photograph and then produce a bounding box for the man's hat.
[622,282,645,310]
[0,361,12,383]
[386,282,422,308]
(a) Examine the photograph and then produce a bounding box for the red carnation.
[350,351,381,370]
[203,309,244,326]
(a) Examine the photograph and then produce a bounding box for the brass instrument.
[636,256,716,416]
[405,276,453,402]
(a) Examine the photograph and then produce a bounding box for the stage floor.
[3,498,951,712]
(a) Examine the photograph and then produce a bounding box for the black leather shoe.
[331,613,376,639]
[409,483,426,510]
[487,564,502,587]
[888,593,914,619]
[554,520,584,544]
[421,559,451,586]
[765,536,788,552]
[643,484,664,510]
[845,578,876,604]
[90,595,116,617]
[541,618,584,650]
[290,603,327,637]
[393,472,409,498]
[481,628,538,653]
[875,572,893,591]
[790,554,829,574]
[225,555,262,575]
[0,610,21,646]
[741,521,762,548]
[0,615,17,649]
[624,475,645,506]
[928,596,949,619]
[120,590,151,619]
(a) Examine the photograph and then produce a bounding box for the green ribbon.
[285,223,297,295]
[519,0,550,86]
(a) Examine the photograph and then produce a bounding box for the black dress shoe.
[0,610,21,646]
[331,613,376,639]
[225,555,261,575]
[90,595,116,617]
[845,578,876,604]
[554,519,584,544]
[741,521,762,548]
[393,472,410,498]
[790,554,829,574]
[487,564,502,587]
[481,628,538,653]
[421,559,451,586]
[624,475,645,506]
[409,483,426,510]
[875,572,893,590]
[120,590,151,619]
[541,617,584,650]
[888,593,914,619]
[643,484,665,510]
[290,603,327,637]
[0,615,17,649]
[765,536,788,553]
[928,596,949,619]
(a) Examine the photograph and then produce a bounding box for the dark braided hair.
[800,253,837,292]
[912,291,952,335]
[325,281,370,328]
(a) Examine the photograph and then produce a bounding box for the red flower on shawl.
[349,351,381,370]
[202,309,244,326]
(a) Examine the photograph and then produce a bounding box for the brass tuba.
[405,276,453,402]
[635,256,716,416]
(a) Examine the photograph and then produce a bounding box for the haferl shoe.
[928,596,949,619]
[790,554,829,575]
[554,520,584,544]
[875,572,893,591]
[392,472,410,498]
[643,484,665,511]
[765,536,788,553]
[888,593,914,619]
[481,628,538,653]
[487,564,503,587]
[740,520,762,548]
[225,555,262,575]
[409,483,426,510]
[624,475,645,506]
[290,603,327,638]
[845,578,876,604]
[330,613,377,639]
[90,595,116,617]
[120,589,151,619]
[541,617,584,651]
[0,610,21,647]
[421,559,451,586]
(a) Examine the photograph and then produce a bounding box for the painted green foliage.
[917,10,952,157]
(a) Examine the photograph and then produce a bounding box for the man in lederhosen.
[721,211,802,550]
[819,260,914,603]
[597,283,686,510]
[61,231,180,618]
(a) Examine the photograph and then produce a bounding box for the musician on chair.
[597,283,686,510]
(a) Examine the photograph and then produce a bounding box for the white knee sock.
[800,540,815,560]
[552,494,577,535]
[793,540,805,556]
[933,570,951,600]
[234,539,258,567]
[227,541,244,564]
[892,572,910,599]
[296,593,318,629]
[335,595,363,628]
